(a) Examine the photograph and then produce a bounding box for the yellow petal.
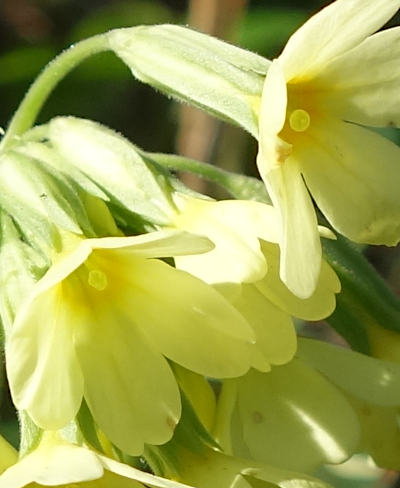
[257,158,322,299]
[75,313,181,456]
[300,119,400,245]
[255,242,339,321]
[172,196,280,284]
[6,285,84,429]
[111,255,254,378]
[259,59,287,139]
[280,0,400,81]
[88,229,214,258]
[314,26,400,127]
[0,433,104,487]
[233,284,297,371]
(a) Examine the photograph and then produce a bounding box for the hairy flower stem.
[0,34,110,151]
[145,151,271,203]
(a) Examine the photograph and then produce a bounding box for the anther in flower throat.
[88,269,108,291]
[289,109,310,132]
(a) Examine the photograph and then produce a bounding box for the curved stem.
[0,33,110,151]
[145,151,271,203]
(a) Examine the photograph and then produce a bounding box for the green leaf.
[322,234,400,353]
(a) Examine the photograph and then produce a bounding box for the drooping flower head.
[6,230,255,455]
[257,0,400,298]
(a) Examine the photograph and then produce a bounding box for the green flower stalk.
[0,34,109,150]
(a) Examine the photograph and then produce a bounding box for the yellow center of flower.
[87,269,108,291]
[289,109,311,132]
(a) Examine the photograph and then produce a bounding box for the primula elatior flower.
[170,195,340,371]
[257,0,400,298]
[0,431,193,488]
[6,230,255,455]
[214,338,400,472]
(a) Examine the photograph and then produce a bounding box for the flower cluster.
[1,0,400,487]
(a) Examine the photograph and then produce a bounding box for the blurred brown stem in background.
[1,0,52,41]
[176,0,248,194]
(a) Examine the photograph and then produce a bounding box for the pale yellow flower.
[170,195,340,371]
[257,0,400,298]
[6,230,255,456]
[0,431,193,488]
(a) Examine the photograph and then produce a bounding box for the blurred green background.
[1,1,400,486]
[0,0,329,154]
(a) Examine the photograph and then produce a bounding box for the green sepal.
[0,211,48,338]
[18,411,42,458]
[19,129,109,201]
[0,149,90,249]
[44,116,177,227]
[107,24,269,137]
[0,152,59,250]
